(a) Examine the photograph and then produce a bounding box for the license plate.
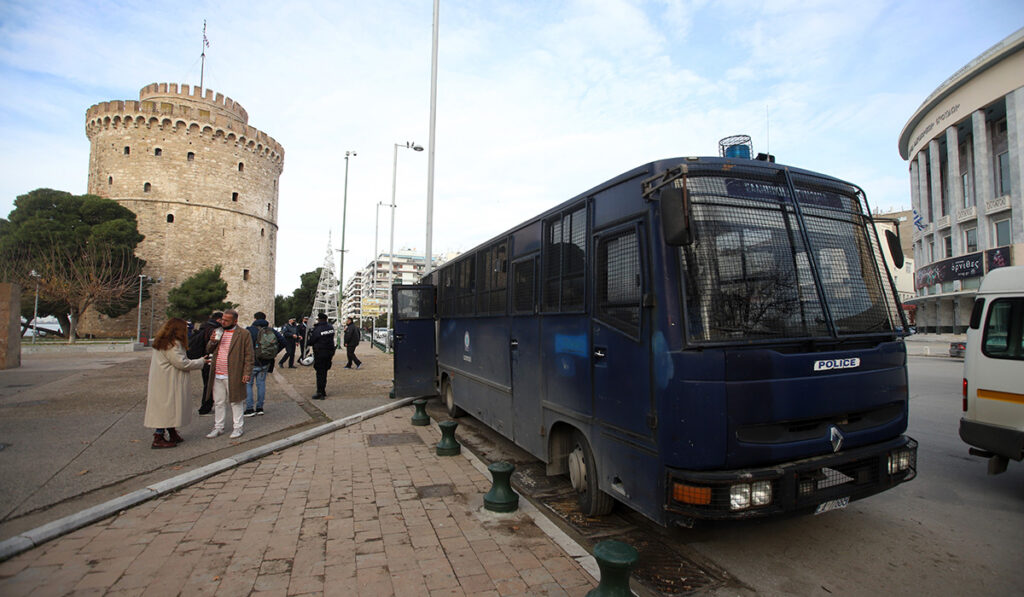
[814,497,849,515]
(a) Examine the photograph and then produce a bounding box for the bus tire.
[567,430,614,516]
[443,379,466,418]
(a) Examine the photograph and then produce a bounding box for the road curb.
[0,396,417,563]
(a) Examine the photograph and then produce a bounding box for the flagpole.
[200,20,207,90]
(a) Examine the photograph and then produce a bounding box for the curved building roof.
[898,27,1024,160]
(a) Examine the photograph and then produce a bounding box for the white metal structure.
[960,265,1024,474]
[307,234,341,348]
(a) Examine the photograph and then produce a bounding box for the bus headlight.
[888,449,912,475]
[730,484,751,510]
[751,481,772,506]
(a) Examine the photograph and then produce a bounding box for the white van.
[960,265,1024,474]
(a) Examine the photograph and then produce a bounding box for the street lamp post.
[29,269,40,344]
[340,150,356,324]
[372,200,386,337]
[387,141,424,352]
[425,0,440,276]
[148,277,162,342]
[136,274,145,344]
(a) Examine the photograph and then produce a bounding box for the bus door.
[509,255,544,456]
[591,225,654,439]
[393,284,438,399]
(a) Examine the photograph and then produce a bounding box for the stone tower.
[81,83,284,337]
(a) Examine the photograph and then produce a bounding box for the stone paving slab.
[0,408,598,596]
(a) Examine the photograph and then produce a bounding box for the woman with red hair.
[144,318,209,448]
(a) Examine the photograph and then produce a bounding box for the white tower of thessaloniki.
[81,83,284,337]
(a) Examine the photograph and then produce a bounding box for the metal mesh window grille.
[476,241,508,315]
[438,267,455,317]
[597,230,641,336]
[681,176,826,342]
[396,289,432,320]
[453,256,475,316]
[543,205,587,312]
[512,260,535,314]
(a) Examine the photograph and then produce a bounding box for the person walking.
[309,313,336,400]
[144,318,209,449]
[343,316,362,369]
[190,311,222,416]
[297,316,309,356]
[204,309,253,439]
[245,311,285,416]
[279,317,300,368]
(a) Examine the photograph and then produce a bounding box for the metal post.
[136,274,145,344]
[425,0,440,276]
[373,201,385,335]
[386,142,423,353]
[340,150,356,321]
[30,270,40,344]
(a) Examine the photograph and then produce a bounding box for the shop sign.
[915,251,983,289]
[986,246,1012,271]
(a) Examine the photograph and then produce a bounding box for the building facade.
[898,28,1024,333]
[342,250,457,323]
[80,83,284,337]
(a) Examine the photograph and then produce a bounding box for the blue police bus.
[392,153,918,527]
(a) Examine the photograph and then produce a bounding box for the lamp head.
[412,144,424,151]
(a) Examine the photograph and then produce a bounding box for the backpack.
[186,328,207,359]
[256,327,279,360]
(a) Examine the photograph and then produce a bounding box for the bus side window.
[596,228,641,337]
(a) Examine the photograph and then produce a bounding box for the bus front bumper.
[664,436,917,523]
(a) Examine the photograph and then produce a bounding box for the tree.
[274,268,322,323]
[0,188,147,342]
[165,266,237,322]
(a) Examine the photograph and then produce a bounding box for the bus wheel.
[443,379,466,418]
[567,430,614,516]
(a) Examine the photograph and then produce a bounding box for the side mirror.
[884,229,904,269]
[660,185,692,245]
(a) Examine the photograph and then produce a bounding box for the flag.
[203,20,210,48]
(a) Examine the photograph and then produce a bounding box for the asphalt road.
[676,355,1024,596]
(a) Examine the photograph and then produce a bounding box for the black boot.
[152,432,176,449]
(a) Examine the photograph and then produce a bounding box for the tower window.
[243,269,250,281]
[238,162,244,172]
[144,182,151,193]
[261,228,265,237]
[154,147,162,156]
[108,176,112,185]
[187,152,195,161]
[267,203,271,212]
[167,214,174,223]
[123,146,130,155]
[232,192,239,202]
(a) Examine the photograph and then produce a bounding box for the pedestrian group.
[142,309,365,449]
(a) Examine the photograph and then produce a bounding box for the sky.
[1,0,1023,297]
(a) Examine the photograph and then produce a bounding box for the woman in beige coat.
[144,318,209,448]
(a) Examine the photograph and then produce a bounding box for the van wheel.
[443,379,465,418]
[566,430,614,516]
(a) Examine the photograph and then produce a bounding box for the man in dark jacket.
[297,316,309,356]
[194,311,223,415]
[245,312,285,416]
[279,317,300,368]
[342,317,362,369]
[309,312,335,400]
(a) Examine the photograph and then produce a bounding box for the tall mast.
[200,20,209,90]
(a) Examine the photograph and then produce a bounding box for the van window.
[969,298,985,330]
[981,298,1024,360]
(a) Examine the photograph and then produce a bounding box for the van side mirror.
[884,229,904,269]
[661,185,692,245]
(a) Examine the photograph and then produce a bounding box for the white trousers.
[212,377,244,432]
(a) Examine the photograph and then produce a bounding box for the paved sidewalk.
[0,408,598,596]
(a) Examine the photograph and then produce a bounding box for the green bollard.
[411,399,430,426]
[586,540,638,597]
[436,420,461,456]
[483,461,519,512]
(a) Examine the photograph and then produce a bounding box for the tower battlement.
[85,83,284,164]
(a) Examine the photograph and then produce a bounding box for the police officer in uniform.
[309,313,336,400]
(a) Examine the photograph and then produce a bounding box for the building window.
[232,192,239,202]
[238,162,244,172]
[964,227,977,253]
[123,146,130,155]
[154,147,162,156]
[107,176,112,185]
[187,152,195,162]
[961,173,971,208]
[144,182,151,193]
[243,269,250,281]
[166,214,174,223]
[996,152,1010,196]
[994,219,1011,247]
[943,234,952,258]
[267,203,271,213]
[928,241,935,263]
[260,228,265,237]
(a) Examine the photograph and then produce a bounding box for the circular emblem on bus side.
[464,331,470,351]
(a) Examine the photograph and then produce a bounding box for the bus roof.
[979,266,1024,294]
